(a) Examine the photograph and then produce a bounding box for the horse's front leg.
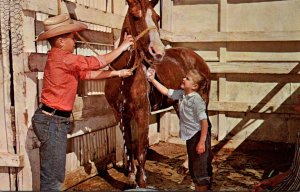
[122,115,137,187]
[134,108,150,188]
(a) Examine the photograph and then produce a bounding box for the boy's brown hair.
[188,69,206,92]
[48,32,72,47]
[187,69,209,103]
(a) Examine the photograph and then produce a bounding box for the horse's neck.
[112,50,131,70]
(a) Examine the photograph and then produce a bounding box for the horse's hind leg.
[122,115,137,187]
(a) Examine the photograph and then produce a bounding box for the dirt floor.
[68,139,295,191]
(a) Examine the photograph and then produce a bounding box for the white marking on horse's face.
[145,8,165,61]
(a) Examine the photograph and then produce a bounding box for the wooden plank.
[219,46,227,63]
[0,0,16,189]
[218,0,228,141]
[35,21,114,45]
[22,0,124,29]
[28,52,300,74]
[217,76,227,141]
[219,0,227,32]
[160,30,300,42]
[208,62,300,74]
[209,101,298,114]
[67,113,117,139]
[173,0,218,5]
[161,0,173,32]
[0,153,24,167]
[227,52,300,62]
[12,10,37,190]
[0,25,14,192]
[112,0,127,16]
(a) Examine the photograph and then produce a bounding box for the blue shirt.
[167,89,207,141]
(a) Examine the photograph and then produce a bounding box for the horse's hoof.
[128,173,137,187]
[137,180,147,188]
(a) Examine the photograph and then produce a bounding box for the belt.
[40,104,71,118]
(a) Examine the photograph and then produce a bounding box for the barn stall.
[0,0,299,190]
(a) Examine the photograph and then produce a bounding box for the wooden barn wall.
[1,0,299,190]
[159,0,300,144]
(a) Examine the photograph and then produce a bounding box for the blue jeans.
[32,108,71,191]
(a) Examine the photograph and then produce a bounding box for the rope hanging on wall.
[0,0,11,54]
[0,0,23,55]
[10,0,23,55]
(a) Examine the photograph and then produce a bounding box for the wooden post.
[217,0,228,141]
[161,0,173,32]
[217,75,227,141]
[0,0,16,190]
[11,3,38,189]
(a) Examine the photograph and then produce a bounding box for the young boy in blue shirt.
[148,68,211,191]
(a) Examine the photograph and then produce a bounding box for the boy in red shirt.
[32,14,133,191]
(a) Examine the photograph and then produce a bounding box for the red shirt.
[41,48,106,111]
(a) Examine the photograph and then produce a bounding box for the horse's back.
[155,47,210,89]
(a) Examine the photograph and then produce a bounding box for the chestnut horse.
[105,0,211,188]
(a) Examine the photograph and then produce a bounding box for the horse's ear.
[127,0,142,18]
[149,0,159,8]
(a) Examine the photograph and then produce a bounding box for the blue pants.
[186,131,211,186]
[32,108,71,191]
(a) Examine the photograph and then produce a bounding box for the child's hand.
[146,68,156,82]
[196,142,205,155]
[118,69,133,78]
[119,32,134,51]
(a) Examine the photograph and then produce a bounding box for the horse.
[104,0,211,188]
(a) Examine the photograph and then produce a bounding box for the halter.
[76,26,157,72]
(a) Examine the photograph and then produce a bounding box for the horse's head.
[123,0,165,62]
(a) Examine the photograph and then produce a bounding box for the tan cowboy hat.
[35,13,87,41]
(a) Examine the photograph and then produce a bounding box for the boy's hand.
[118,69,133,78]
[119,32,134,51]
[146,68,156,82]
[196,142,205,155]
